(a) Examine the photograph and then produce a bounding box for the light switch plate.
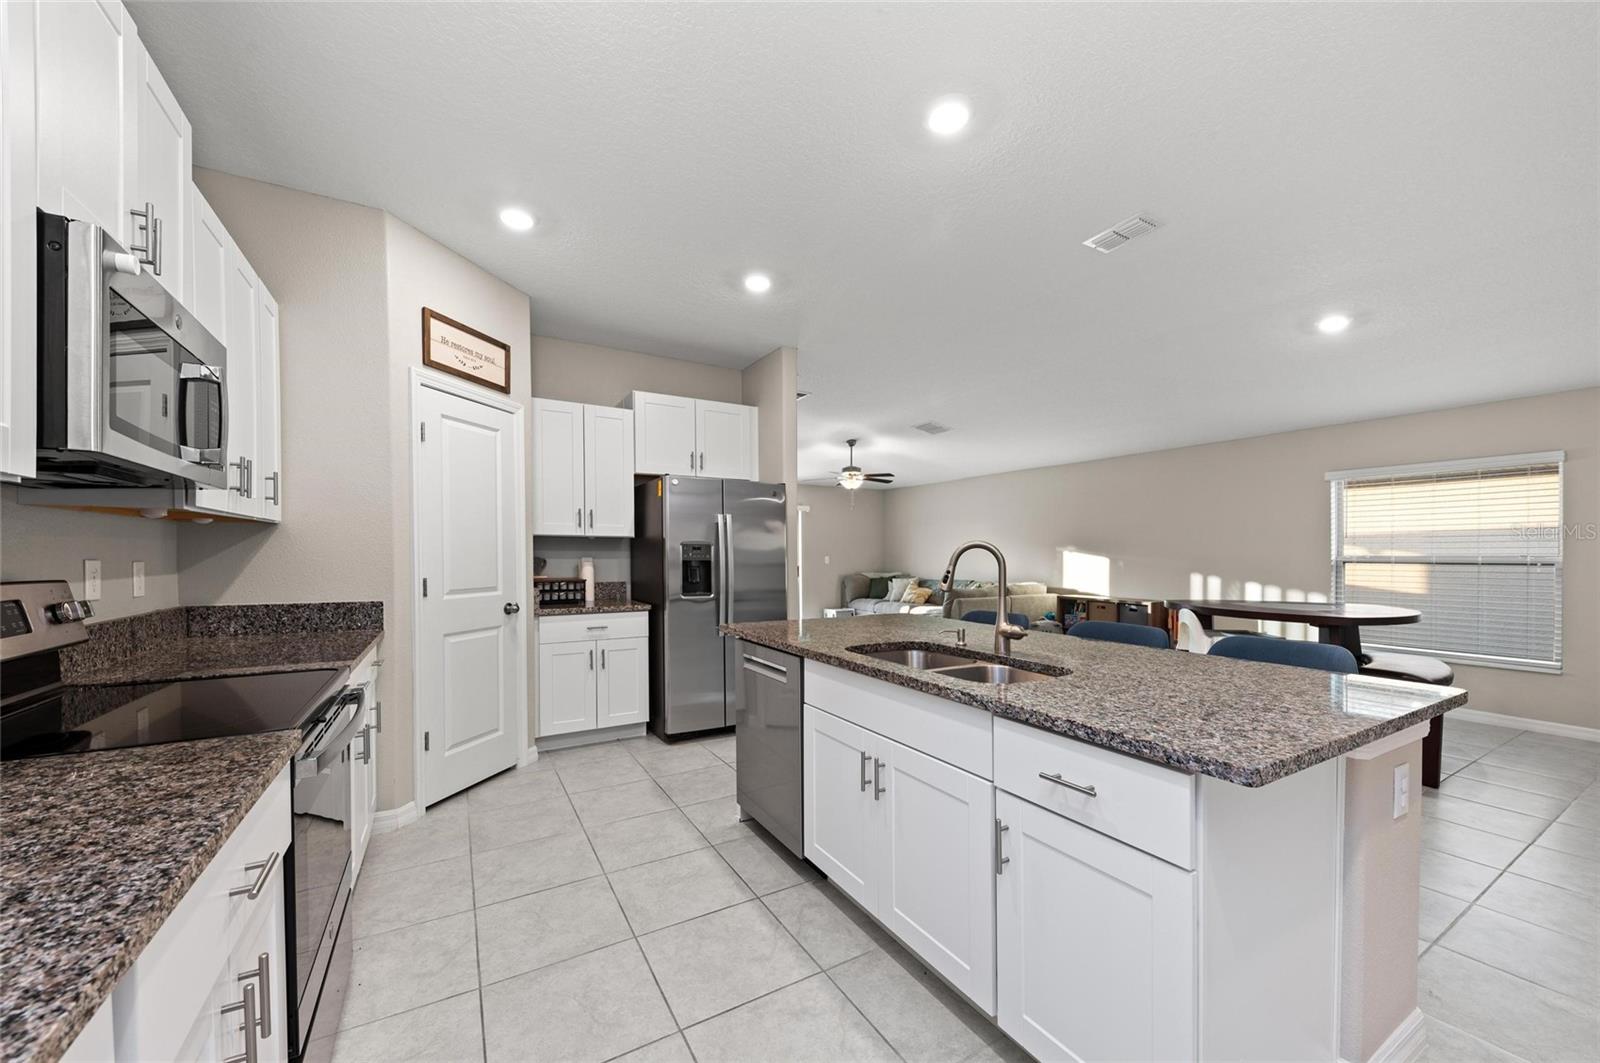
[1393,763,1410,819]
[83,560,102,601]
[132,561,146,598]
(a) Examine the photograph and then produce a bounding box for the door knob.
[504,602,521,614]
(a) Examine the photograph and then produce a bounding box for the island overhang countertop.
[724,614,1467,787]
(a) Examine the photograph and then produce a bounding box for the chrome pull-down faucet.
[939,540,1027,657]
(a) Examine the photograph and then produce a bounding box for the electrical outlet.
[1393,763,1411,819]
[83,560,102,601]
[132,561,146,598]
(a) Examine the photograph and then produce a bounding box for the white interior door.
[416,380,524,806]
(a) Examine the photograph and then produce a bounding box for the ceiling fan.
[837,439,895,490]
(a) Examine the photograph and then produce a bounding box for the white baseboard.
[519,744,540,768]
[534,724,646,753]
[372,802,419,834]
[1344,1007,1426,1063]
[1450,708,1600,743]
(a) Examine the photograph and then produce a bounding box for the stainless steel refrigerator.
[632,476,788,738]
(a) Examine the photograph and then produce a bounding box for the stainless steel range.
[0,580,362,1060]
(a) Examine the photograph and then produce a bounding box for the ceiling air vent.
[913,421,951,435]
[1082,214,1161,254]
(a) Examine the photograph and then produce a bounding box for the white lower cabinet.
[99,767,290,1063]
[349,644,382,881]
[994,790,1195,1063]
[802,703,995,1012]
[537,613,649,737]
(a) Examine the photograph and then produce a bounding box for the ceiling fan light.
[839,469,866,490]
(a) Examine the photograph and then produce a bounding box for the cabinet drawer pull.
[1039,771,1097,798]
[586,625,609,631]
[220,982,260,1063]
[230,851,280,899]
[873,757,886,800]
[859,750,871,792]
[236,952,273,1038]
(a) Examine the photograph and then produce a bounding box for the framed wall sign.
[421,308,511,393]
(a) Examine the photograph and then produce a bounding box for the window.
[1328,452,1564,672]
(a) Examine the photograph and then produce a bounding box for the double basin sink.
[847,643,1069,686]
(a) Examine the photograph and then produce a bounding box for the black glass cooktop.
[1,669,341,760]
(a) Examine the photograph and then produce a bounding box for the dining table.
[1165,599,1451,787]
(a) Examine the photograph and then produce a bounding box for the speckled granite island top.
[725,614,1466,787]
[0,733,302,1063]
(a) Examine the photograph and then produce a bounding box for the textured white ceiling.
[128,2,1599,487]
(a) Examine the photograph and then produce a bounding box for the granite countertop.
[536,601,651,617]
[0,733,303,1063]
[725,614,1467,787]
[64,628,383,685]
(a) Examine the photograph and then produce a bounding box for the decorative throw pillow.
[886,576,915,602]
[901,585,934,605]
[866,576,891,599]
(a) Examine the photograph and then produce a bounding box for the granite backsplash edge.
[60,602,384,678]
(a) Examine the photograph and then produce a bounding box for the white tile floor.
[1417,720,1600,1063]
[327,722,1600,1063]
[326,731,1029,1063]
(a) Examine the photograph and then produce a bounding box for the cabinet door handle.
[601,648,607,669]
[229,458,247,493]
[576,507,583,529]
[699,451,705,472]
[236,952,272,1038]
[265,471,280,505]
[221,982,260,1063]
[1039,771,1098,798]
[359,724,373,764]
[994,819,1010,875]
[229,851,280,899]
[873,757,885,800]
[373,700,382,732]
[128,202,157,266]
[589,508,595,529]
[689,449,695,472]
[589,649,595,670]
[152,214,163,276]
[859,750,871,793]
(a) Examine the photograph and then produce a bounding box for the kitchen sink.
[853,647,979,670]
[931,662,1057,685]
[848,642,1068,686]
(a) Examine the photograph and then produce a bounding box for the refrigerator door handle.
[722,512,735,625]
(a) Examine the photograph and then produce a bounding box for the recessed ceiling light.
[498,207,535,232]
[1316,313,1353,335]
[743,272,773,294]
[925,96,971,137]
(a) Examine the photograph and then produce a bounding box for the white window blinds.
[1328,452,1564,672]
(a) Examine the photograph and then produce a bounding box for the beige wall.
[530,335,743,406]
[884,388,1600,730]
[1342,742,1424,1061]
[383,214,533,801]
[798,486,886,618]
[743,346,800,616]
[0,487,182,619]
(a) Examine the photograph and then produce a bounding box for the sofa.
[837,573,1067,631]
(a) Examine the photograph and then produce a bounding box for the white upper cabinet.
[695,399,756,480]
[629,391,696,477]
[131,34,190,305]
[256,286,282,522]
[583,405,635,537]
[532,398,634,538]
[189,184,228,341]
[627,391,759,481]
[1,1,38,480]
[34,0,138,243]
[531,398,585,536]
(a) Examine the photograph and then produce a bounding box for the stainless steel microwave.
[33,211,228,489]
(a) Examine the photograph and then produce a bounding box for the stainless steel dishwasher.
[734,638,804,858]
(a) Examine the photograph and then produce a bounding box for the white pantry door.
[416,379,525,806]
